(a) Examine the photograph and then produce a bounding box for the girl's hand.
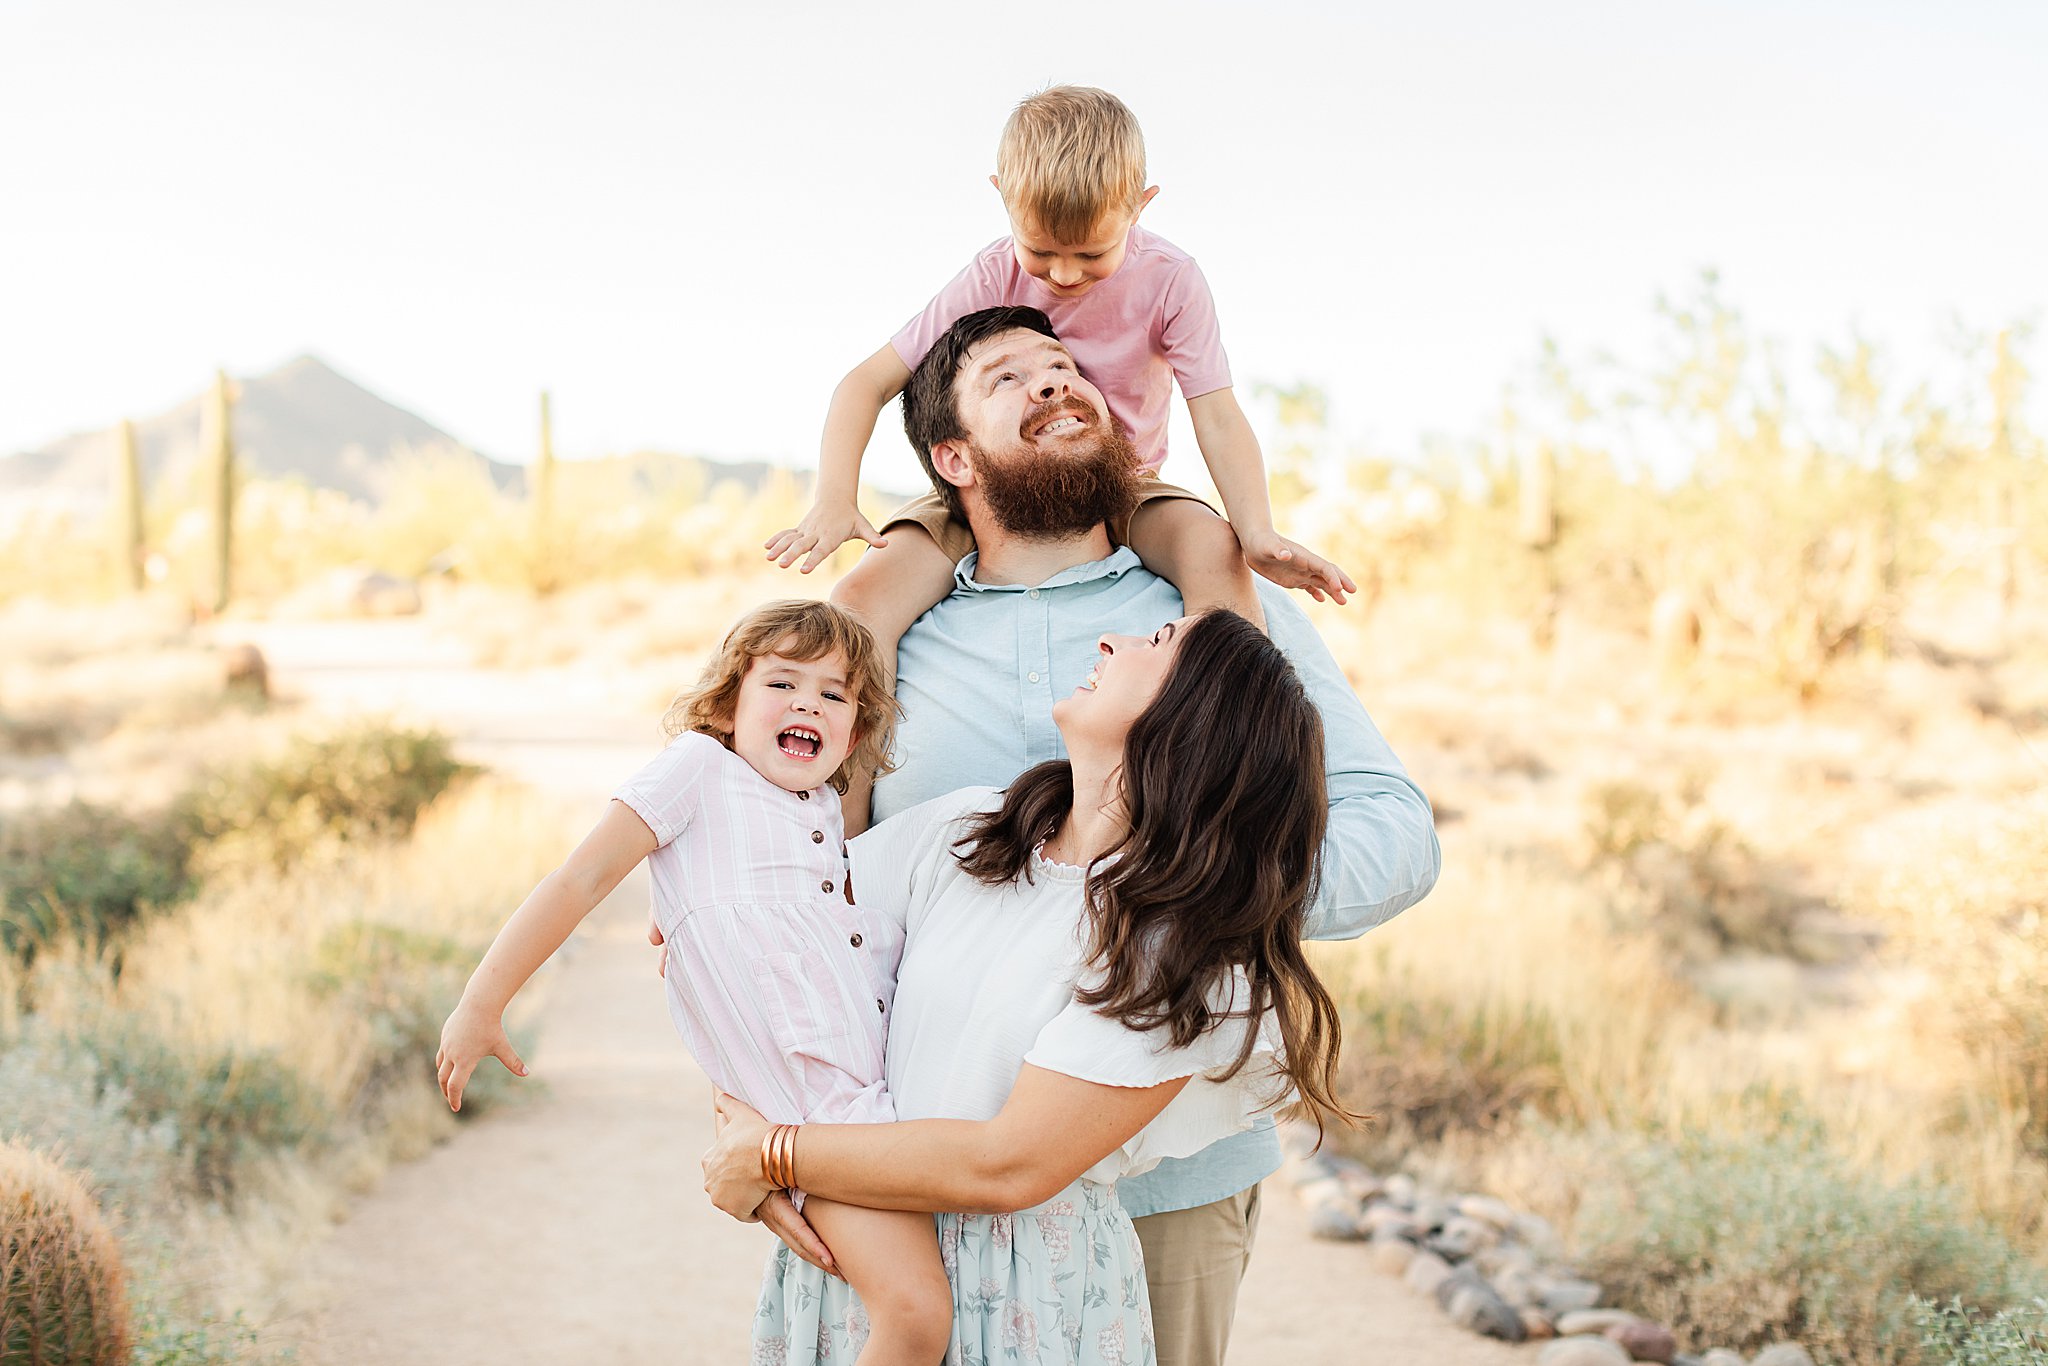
[702,1091,776,1219]
[765,502,887,574]
[435,999,528,1112]
[1239,528,1358,605]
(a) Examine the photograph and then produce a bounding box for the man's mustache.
[1020,396,1099,438]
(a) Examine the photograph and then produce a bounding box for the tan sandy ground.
[247,617,1532,1365]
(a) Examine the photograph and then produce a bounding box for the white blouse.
[848,787,1285,1186]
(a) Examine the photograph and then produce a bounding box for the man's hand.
[765,502,887,574]
[758,1191,841,1279]
[435,999,528,1112]
[1239,528,1357,605]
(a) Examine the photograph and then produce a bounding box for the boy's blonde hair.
[996,85,1148,244]
[662,600,899,795]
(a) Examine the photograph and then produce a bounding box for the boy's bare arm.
[1186,388,1357,604]
[768,343,915,574]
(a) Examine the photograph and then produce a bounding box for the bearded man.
[840,305,1437,1364]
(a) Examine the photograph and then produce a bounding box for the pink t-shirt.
[890,225,1232,474]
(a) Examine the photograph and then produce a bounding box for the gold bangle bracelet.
[772,1124,794,1189]
[784,1124,800,1190]
[761,1126,778,1187]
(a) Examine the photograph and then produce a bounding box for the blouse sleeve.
[847,785,1001,933]
[1022,967,1290,1177]
[610,733,718,848]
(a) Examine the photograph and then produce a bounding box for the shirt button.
[797,790,810,800]
[1028,588,1040,599]
[811,830,824,843]
[876,999,885,1013]
[821,880,835,894]
[850,933,863,948]
[1027,671,1040,683]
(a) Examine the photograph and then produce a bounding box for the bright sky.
[3,0,2043,491]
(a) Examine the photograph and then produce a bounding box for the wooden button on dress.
[850,933,863,948]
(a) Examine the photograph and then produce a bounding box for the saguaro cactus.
[0,1140,133,1365]
[203,369,236,614]
[110,418,144,594]
[530,390,557,594]
[1517,440,1560,648]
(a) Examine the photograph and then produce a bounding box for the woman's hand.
[702,1091,776,1220]
[436,999,528,1112]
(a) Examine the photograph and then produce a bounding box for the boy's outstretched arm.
[1186,387,1358,604]
[436,800,658,1110]
[767,343,915,574]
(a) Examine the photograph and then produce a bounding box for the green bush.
[303,920,525,1117]
[69,1020,327,1198]
[1916,1298,2048,1365]
[0,801,195,962]
[1573,1131,2047,1365]
[178,724,472,873]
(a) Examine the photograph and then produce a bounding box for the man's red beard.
[966,400,1142,541]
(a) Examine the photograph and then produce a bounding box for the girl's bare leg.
[803,1198,952,1365]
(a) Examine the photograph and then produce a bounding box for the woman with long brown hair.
[703,608,1358,1366]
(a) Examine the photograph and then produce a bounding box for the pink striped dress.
[613,732,901,1127]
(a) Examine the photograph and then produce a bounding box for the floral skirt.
[752,1178,1155,1365]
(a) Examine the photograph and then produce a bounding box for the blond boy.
[768,85,1353,754]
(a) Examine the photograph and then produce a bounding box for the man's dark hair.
[900,305,1059,519]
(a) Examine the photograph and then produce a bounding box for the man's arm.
[1262,586,1440,940]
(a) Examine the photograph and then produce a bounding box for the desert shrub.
[1863,796,2048,1155]
[64,1019,326,1197]
[1916,1298,2048,1365]
[302,920,525,1118]
[1581,776,1802,960]
[0,801,195,962]
[0,1140,133,1366]
[178,723,472,874]
[1573,1131,2046,1365]
[1332,979,1569,1166]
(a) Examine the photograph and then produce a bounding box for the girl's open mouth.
[778,727,822,759]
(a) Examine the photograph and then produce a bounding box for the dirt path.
[256,617,1530,1365]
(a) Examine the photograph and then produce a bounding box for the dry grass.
[3,775,577,1356]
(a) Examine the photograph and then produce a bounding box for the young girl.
[435,599,951,1365]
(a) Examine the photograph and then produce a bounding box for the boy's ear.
[989,174,1002,193]
[1134,185,1160,217]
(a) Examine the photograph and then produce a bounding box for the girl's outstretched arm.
[436,800,658,1110]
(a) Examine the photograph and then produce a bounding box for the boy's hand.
[436,1000,528,1113]
[1240,529,1358,605]
[765,503,887,574]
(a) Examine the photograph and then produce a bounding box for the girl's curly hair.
[661,600,899,794]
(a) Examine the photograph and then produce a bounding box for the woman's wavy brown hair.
[953,609,1364,1135]
[661,600,899,795]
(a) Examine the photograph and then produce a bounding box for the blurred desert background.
[4,4,2046,1365]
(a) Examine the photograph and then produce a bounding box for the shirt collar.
[951,545,1143,594]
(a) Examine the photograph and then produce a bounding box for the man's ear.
[929,438,976,495]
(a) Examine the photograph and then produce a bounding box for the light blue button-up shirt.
[874,546,1441,1219]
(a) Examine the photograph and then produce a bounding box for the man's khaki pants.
[1132,1184,1263,1366]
